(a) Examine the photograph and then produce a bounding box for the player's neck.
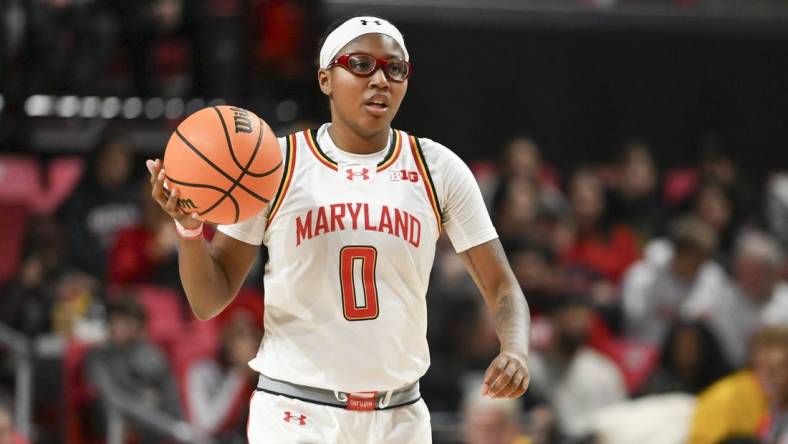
[327,122,389,155]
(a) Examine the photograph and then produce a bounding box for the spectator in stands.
[493,177,541,247]
[766,173,788,251]
[527,295,627,436]
[560,167,640,284]
[492,138,566,247]
[108,179,179,289]
[607,140,664,243]
[508,240,560,316]
[697,140,756,226]
[685,230,788,367]
[0,217,65,336]
[186,309,259,441]
[691,180,737,263]
[58,133,140,278]
[641,320,731,395]
[50,271,103,340]
[622,216,728,344]
[85,296,182,442]
[688,326,788,444]
[0,396,30,444]
[498,137,560,191]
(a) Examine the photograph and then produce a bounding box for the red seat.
[63,340,100,444]
[0,156,42,204]
[136,285,185,349]
[170,329,219,421]
[216,287,264,330]
[34,157,84,214]
[588,315,660,394]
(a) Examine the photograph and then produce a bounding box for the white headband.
[319,16,409,69]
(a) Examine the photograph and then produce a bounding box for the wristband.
[174,219,204,240]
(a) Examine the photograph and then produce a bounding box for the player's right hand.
[146,158,203,229]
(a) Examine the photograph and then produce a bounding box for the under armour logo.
[360,19,382,26]
[346,168,370,181]
[283,411,307,425]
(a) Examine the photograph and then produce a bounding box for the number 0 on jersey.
[339,246,379,321]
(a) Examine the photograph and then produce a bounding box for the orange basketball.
[162,105,283,225]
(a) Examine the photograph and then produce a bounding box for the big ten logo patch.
[283,411,307,425]
[389,169,419,183]
[231,107,253,134]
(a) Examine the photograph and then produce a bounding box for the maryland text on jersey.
[295,202,423,247]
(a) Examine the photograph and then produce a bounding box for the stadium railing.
[0,321,213,444]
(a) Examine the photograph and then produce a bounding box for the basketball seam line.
[174,128,271,204]
[213,106,281,178]
[164,174,240,219]
[213,106,246,174]
[200,114,266,223]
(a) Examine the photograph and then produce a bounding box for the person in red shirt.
[561,167,640,284]
[108,180,179,289]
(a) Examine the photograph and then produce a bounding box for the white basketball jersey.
[254,126,442,392]
[217,124,498,393]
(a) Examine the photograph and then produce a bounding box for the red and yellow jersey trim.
[409,135,443,229]
[304,128,403,172]
[266,133,297,224]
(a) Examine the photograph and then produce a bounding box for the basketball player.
[146,16,530,443]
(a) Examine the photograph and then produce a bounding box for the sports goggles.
[328,53,412,82]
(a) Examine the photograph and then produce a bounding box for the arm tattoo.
[490,241,529,353]
[494,291,530,353]
[494,293,515,332]
[462,240,531,354]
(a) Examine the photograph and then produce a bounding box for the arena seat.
[589,315,660,394]
[135,285,185,349]
[169,328,219,421]
[63,340,100,444]
[35,156,84,214]
[0,156,43,205]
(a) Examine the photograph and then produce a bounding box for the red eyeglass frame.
[328,53,413,82]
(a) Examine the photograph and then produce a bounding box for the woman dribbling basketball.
[146,16,531,443]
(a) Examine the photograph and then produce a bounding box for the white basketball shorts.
[247,391,432,444]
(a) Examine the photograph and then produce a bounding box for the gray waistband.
[256,374,420,410]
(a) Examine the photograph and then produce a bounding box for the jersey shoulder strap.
[405,133,444,228]
[266,132,298,224]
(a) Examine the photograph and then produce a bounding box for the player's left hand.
[481,350,530,399]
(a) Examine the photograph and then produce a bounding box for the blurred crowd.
[423,136,788,443]
[0,129,787,444]
[0,0,320,101]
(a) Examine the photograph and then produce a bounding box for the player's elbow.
[191,308,216,321]
[188,300,223,321]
